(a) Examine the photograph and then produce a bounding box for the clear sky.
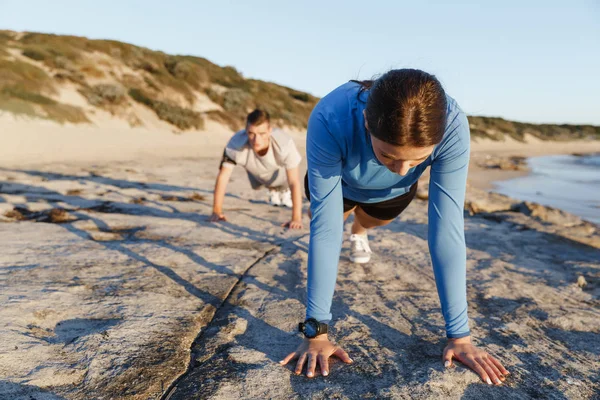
[1,0,599,124]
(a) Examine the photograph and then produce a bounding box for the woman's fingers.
[477,357,501,385]
[281,342,353,378]
[442,347,454,368]
[333,347,353,363]
[489,355,510,376]
[294,353,307,375]
[279,352,297,366]
[318,354,329,376]
[465,357,491,384]
[485,357,505,382]
[306,354,317,378]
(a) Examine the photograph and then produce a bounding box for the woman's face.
[369,135,434,176]
[364,110,435,175]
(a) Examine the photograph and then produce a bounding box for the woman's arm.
[428,111,509,384]
[280,110,353,377]
[428,111,471,339]
[305,112,344,323]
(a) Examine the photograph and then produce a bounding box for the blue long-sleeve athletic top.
[306,81,471,339]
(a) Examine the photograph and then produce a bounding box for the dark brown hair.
[246,108,270,126]
[353,69,447,147]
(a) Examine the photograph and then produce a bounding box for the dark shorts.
[304,173,418,221]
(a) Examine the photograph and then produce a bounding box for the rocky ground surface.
[0,158,598,400]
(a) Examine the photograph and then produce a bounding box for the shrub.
[0,88,88,124]
[136,60,161,74]
[214,65,247,89]
[129,88,204,130]
[153,101,204,130]
[205,109,243,131]
[22,48,48,61]
[204,87,224,105]
[80,84,126,107]
[0,31,14,42]
[223,88,251,113]
[43,103,89,124]
[289,90,310,102]
[164,58,208,89]
[0,96,38,118]
[0,58,54,93]
[144,76,160,91]
[128,88,153,107]
[54,70,87,86]
[79,64,105,78]
[1,86,56,105]
[20,33,82,63]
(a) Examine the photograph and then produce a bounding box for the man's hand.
[210,212,227,222]
[443,336,509,385]
[212,164,233,223]
[282,219,303,229]
[285,167,303,229]
[280,336,352,377]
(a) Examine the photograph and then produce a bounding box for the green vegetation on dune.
[0,30,318,130]
[128,88,204,130]
[0,85,89,123]
[468,116,600,141]
[79,84,126,108]
[0,30,597,138]
[0,58,54,93]
[0,54,88,123]
[0,36,10,58]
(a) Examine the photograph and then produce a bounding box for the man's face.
[247,122,272,154]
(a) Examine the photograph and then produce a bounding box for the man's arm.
[283,166,303,229]
[211,165,234,222]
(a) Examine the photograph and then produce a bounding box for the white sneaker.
[269,190,281,206]
[280,189,293,208]
[349,233,372,264]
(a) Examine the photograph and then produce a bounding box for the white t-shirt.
[221,129,302,186]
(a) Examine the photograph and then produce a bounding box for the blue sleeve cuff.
[306,311,332,323]
[447,331,471,339]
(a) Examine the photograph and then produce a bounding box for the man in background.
[210,109,304,229]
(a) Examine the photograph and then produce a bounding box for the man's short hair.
[246,109,270,126]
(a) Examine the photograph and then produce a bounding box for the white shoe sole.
[350,254,371,264]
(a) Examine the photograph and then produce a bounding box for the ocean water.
[493,154,600,224]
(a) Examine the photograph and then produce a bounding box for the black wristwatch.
[299,318,328,338]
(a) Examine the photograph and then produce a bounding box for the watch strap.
[299,318,328,337]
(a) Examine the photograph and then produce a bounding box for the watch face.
[303,321,318,337]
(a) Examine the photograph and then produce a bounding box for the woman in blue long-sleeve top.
[280,69,509,385]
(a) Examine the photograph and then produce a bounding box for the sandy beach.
[1,116,599,399]
[3,112,600,185]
